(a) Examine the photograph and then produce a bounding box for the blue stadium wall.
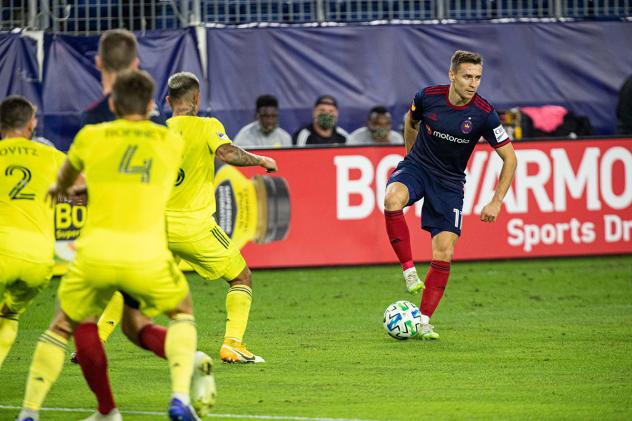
[1,22,631,150]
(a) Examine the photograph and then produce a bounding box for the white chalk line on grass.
[0,405,382,421]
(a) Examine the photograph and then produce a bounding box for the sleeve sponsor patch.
[493,125,509,143]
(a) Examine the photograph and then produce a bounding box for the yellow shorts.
[58,256,188,322]
[169,223,246,281]
[0,253,53,315]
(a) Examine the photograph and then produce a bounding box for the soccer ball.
[383,300,422,340]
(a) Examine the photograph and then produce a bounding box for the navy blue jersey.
[80,94,167,126]
[408,85,510,190]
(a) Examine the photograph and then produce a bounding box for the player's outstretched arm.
[216,144,277,173]
[480,143,517,222]
[47,159,82,206]
[403,112,419,154]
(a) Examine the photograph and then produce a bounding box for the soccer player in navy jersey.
[384,50,517,339]
[81,29,165,127]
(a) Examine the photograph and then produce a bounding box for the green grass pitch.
[2,255,632,420]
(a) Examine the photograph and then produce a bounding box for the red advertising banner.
[237,138,632,267]
[53,138,631,273]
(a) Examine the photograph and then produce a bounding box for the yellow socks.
[224,285,252,343]
[0,314,19,368]
[166,313,197,395]
[97,291,124,343]
[22,330,67,411]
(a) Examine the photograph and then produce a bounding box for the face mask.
[316,113,336,130]
[370,127,390,139]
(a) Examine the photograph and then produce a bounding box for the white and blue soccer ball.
[383,300,422,340]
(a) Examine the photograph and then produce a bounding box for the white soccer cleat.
[78,408,122,421]
[403,267,424,294]
[16,408,39,421]
[418,323,440,340]
[190,351,217,417]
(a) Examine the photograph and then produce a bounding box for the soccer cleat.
[403,267,424,294]
[15,409,38,421]
[190,351,217,417]
[418,323,440,340]
[220,340,265,364]
[168,398,201,421]
[78,408,122,421]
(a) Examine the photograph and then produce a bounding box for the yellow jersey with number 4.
[0,138,65,263]
[67,119,183,264]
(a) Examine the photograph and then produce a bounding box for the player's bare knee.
[120,320,137,344]
[167,293,193,318]
[228,266,252,288]
[433,248,454,262]
[384,184,408,211]
[48,310,74,339]
[121,310,149,346]
[384,194,406,211]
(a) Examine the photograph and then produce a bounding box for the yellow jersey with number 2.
[0,138,65,263]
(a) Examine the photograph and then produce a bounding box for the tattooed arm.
[216,144,277,172]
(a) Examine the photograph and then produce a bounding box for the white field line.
[0,405,383,421]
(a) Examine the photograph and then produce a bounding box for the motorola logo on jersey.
[425,124,432,136]
[432,130,470,144]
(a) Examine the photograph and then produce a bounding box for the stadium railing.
[1,0,630,34]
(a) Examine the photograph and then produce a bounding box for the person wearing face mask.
[347,106,404,145]
[292,95,348,146]
[234,95,292,148]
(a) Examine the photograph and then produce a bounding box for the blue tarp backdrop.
[40,29,205,150]
[1,22,631,149]
[0,33,41,109]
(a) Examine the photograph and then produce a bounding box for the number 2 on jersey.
[118,145,152,183]
[5,165,35,200]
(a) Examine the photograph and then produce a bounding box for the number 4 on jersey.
[118,145,152,183]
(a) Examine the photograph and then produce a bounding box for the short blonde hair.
[450,50,483,72]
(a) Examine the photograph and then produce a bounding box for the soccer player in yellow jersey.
[17,71,201,421]
[107,71,277,365]
[0,96,66,369]
[166,72,276,363]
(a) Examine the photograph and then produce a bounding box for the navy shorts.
[387,159,464,237]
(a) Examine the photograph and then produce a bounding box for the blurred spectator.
[234,95,292,148]
[616,74,632,135]
[520,105,591,138]
[292,95,348,146]
[347,106,404,145]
